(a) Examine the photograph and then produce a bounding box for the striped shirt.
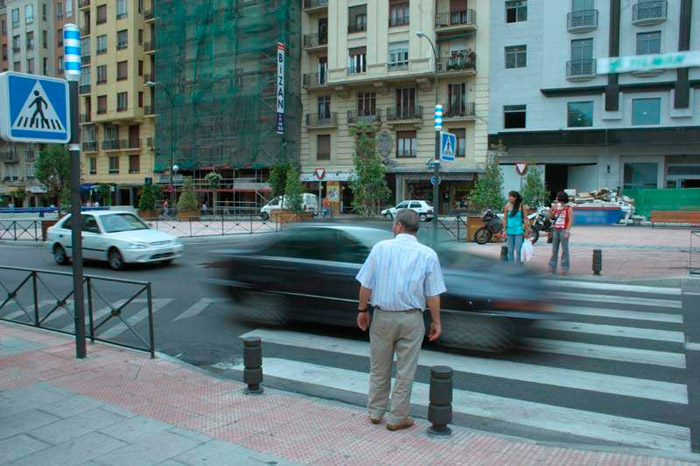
[356,234,447,311]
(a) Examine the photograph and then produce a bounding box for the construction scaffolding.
[153,0,301,174]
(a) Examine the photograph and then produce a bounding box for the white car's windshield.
[101,214,149,233]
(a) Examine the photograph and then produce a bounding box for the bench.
[650,210,700,228]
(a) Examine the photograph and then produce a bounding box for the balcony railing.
[79,113,91,123]
[566,59,597,80]
[306,112,338,128]
[102,140,119,150]
[435,10,477,30]
[146,137,154,148]
[81,55,91,65]
[96,17,106,25]
[80,27,90,36]
[97,108,107,115]
[387,61,409,72]
[303,72,328,87]
[347,64,366,75]
[96,48,107,56]
[439,53,477,73]
[79,0,90,8]
[444,102,476,119]
[347,109,382,124]
[143,73,155,84]
[567,9,599,32]
[633,1,667,25]
[348,22,367,34]
[79,84,91,94]
[121,140,140,149]
[117,42,128,50]
[116,12,128,20]
[12,47,20,54]
[387,106,423,121]
[303,33,328,49]
[144,9,155,20]
[145,105,155,115]
[389,15,410,27]
[144,41,155,52]
[82,141,97,152]
[303,0,328,10]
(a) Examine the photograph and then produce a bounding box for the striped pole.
[63,24,81,82]
[434,104,443,131]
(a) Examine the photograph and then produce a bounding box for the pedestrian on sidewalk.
[504,190,529,265]
[355,209,446,432]
[548,191,573,276]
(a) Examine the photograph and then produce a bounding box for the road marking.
[538,321,686,342]
[172,298,228,322]
[60,298,136,332]
[521,338,686,369]
[242,329,688,404]
[551,292,682,309]
[553,305,683,323]
[71,298,172,338]
[544,280,681,296]
[1,300,55,321]
[685,343,700,352]
[235,358,690,452]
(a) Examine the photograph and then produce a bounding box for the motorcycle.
[474,209,505,245]
[528,206,552,245]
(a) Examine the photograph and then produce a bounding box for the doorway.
[545,165,568,201]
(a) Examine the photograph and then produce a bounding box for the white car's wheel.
[419,213,427,222]
[53,245,69,265]
[108,248,125,270]
[260,212,270,221]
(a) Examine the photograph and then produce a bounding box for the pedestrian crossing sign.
[440,131,456,162]
[0,71,70,143]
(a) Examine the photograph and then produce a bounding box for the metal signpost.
[432,104,443,242]
[314,168,326,215]
[597,50,700,74]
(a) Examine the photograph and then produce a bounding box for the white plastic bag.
[521,239,534,263]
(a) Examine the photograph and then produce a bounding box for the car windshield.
[101,214,150,233]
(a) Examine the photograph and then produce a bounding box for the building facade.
[489,0,700,197]
[53,0,76,79]
[77,0,155,206]
[1,1,9,72]
[300,0,490,214]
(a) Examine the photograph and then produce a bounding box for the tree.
[138,183,156,211]
[471,154,505,211]
[97,184,113,206]
[177,177,198,211]
[268,161,290,198]
[13,187,27,208]
[349,127,391,216]
[521,166,549,208]
[34,144,70,213]
[283,166,304,214]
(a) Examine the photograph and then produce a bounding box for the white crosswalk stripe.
[551,292,682,309]
[173,298,228,322]
[543,280,682,296]
[537,321,685,342]
[99,298,172,339]
[552,305,683,323]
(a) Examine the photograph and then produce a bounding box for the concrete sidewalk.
[1,323,697,466]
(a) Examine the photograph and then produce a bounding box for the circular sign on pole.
[63,24,81,82]
[515,162,529,177]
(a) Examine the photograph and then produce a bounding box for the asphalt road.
[1,238,698,457]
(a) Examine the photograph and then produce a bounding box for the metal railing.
[142,215,281,238]
[567,59,597,78]
[79,0,90,8]
[438,216,468,242]
[445,102,476,118]
[303,0,328,9]
[102,140,119,150]
[567,9,599,31]
[435,10,477,29]
[347,109,382,124]
[120,139,140,149]
[303,33,327,49]
[387,61,409,71]
[145,105,156,115]
[306,112,338,128]
[0,220,40,241]
[439,54,477,72]
[144,41,155,52]
[387,105,423,121]
[0,266,156,357]
[81,55,91,65]
[348,22,367,34]
[79,84,91,94]
[83,141,98,151]
[633,1,667,23]
[144,9,155,20]
[303,72,328,87]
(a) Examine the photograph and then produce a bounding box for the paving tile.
[174,439,297,466]
[92,430,202,466]
[10,431,128,466]
[98,416,173,444]
[155,461,189,466]
[29,407,129,445]
[98,403,139,419]
[168,427,212,444]
[0,409,61,440]
[0,382,71,406]
[38,394,105,418]
[0,434,51,463]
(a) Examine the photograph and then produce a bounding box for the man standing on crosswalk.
[356,209,446,431]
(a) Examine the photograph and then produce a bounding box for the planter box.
[271,210,314,224]
[178,210,199,221]
[466,216,502,243]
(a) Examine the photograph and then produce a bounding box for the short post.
[242,336,263,395]
[501,246,508,262]
[427,366,452,437]
[592,249,602,276]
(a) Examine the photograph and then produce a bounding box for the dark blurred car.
[208,224,553,352]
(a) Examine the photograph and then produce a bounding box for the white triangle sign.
[11,81,65,133]
[515,163,528,176]
[314,168,326,180]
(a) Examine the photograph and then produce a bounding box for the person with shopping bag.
[504,191,530,265]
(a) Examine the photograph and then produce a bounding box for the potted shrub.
[271,166,313,224]
[137,183,157,219]
[177,177,199,220]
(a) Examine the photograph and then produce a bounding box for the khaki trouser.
[368,309,425,424]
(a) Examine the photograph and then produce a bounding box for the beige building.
[53,0,76,79]
[300,0,489,214]
[77,0,154,206]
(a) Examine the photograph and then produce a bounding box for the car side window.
[408,202,420,209]
[266,229,338,261]
[83,216,100,234]
[335,232,370,264]
[62,217,72,230]
[396,202,408,209]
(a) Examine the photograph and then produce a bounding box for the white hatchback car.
[381,200,434,222]
[46,211,184,270]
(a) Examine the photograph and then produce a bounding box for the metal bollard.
[427,366,453,437]
[500,246,508,262]
[592,249,602,276]
[242,336,264,395]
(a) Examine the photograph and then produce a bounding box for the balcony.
[97,107,107,115]
[306,113,338,129]
[144,41,155,53]
[303,0,328,13]
[143,73,155,84]
[102,140,120,151]
[96,48,107,56]
[79,84,91,94]
[387,61,409,72]
[79,113,91,123]
[145,105,155,116]
[347,64,366,75]
[444,102,476,120]
[303,33,327,51]
[566,59,597,81]
[117,41,128,51]
[387,106,423,125]
[81,55,91,65]
[80,27,90,36]
[96,17,106,25]
[567,9,599,33]
[348,23,367,34]
[438,53,477,74]
[347,109,382,125]
[146,138,154,149]
[144,9,155,21]
[82,141,98,152]
[79,0,90,9]
[12,47,20,54]
[302,72,328,88]
[116,12,128,20]
[633,1,667,26]
[435,10,477,33]
[389,16,410,27]
[121,140,140,150]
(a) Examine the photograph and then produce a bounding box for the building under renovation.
[154,0,301,213]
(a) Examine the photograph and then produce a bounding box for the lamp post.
[417,31,441,244]
[146,81,176,210]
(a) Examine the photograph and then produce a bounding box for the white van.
[260,194,319,220]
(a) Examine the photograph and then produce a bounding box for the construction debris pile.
[565,188,636,218]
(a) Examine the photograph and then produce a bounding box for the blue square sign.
[0,71,70,144]
[440,131,457,162]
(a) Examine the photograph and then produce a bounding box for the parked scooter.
[474,209,505,245]
[528,206,552,244]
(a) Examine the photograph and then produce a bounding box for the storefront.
[300,171,354,214]
[395,170,477,214]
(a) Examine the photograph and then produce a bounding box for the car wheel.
[439,313,516,352]
[53,245,69,265]
[234,291,289,325]
[260,213,270,221]
[108,248,125,271]
[419,213,427,222]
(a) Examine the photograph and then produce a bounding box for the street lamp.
[416,31,441,243]
[146,81,177,211]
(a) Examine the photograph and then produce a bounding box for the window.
[452,128,466,157]
[389,1,410,27]
[637,31,661,55]
[97,5,107,24]
[117,61,128,80]
[567,101,593,127]
[571,38,593,61]
[396,131,417,158]
[97,35,107,54]
[41,3,47,20]
[632,98,661,125]
[56,2,63,19]
[138,91,144,107]
[117,92,128,111]
[573,0,594,11]
[504,105,526,129]
[317,95,331,119]
[129,155,140,174]
[57,28,63,47]
[624,163,658,189]
[12,9,20,29]
[447,83,468,116]
[138,0,143,13]
[83,216,100,234]
[138,29,143,45]
[117,0,128,19]
[43,57,48,75]
[357,92,376,116]
[348,5,367,33]
[505,45,526,68]
[66,0,72,17]
[25,5,34,24]
[317,135,331,160]
[97,95,107,114]
[2,45,7,61]
[1,18,6,35]
[395,87,416,118]
[388,41,409,71]
[117,30,128,50]
[109,157,119,174]
[42,31,48,48]
[506,1,527,23]
[348,46,366,74]
[97,65,107,84]
[104,124,117,141]
[138,60,143,76]
[26,32,34,50]
[57,56,64,72]
[14,61,21,71]
[12,35,20,50]
[26,58,34,74]
[89,158,97,175]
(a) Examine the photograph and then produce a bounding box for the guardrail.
[0,220,40,241]
[0,266,156,357]
[143,214,282,238]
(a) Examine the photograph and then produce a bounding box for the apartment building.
[1,0,9,72]
[53,0,76,78]
[490,0,700,196]
[300,0,490,214]
[77,0,155,206]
